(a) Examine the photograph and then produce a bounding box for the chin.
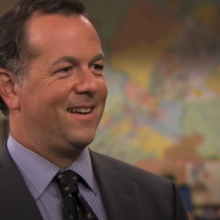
[64,129,96,148]
[69,136,95,149]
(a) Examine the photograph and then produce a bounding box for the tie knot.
[55,170,80,196]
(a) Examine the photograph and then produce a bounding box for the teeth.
[68,108,92,113]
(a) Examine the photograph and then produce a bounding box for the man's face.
[16,13,107,155]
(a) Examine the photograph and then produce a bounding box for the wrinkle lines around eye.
[40,75,60,86]
[46,78,58,86]
[40,72,71,86]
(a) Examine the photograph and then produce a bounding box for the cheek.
[101,82,108,102]
[19,85,53,115]
[97,78,107,97]
[39,81,70,103]
[19,86,38,109]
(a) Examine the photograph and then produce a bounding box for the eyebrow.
[51,53,105,66]
[90,53,105,64]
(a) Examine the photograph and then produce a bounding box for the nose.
[73,67,99,95]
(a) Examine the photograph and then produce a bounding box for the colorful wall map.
[82,0,220,183]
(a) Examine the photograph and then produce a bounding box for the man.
[0,0,188,219]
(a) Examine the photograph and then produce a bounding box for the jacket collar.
[90,150,138,220]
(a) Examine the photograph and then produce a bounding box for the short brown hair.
[0,0,87,116]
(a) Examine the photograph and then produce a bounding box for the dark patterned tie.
[55,170,99,220]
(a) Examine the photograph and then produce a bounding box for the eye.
[57,66,73,73]
[92,64,104,71]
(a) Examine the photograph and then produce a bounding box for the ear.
[0,69,20,112]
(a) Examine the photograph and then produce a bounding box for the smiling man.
[0,0,188,220]
[8,11,107,167]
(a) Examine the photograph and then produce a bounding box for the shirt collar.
[7,133,97,201]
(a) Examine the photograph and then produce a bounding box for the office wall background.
[0,0,220,200]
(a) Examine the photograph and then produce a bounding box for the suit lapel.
[0,146,43,220]
[90,151,139,220]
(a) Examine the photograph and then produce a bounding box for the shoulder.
[90,150,189,220]
[90,150,186,219]
[90,150,172,190]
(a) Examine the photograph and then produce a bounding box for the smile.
[67,107,93,114]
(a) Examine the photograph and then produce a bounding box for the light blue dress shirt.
[7,134,108,220]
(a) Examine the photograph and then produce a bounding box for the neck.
[9,121,83,169]
[10,131,84,168]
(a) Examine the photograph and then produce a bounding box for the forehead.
[25,13,101,55]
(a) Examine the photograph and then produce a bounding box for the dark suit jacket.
[0,146,189,220]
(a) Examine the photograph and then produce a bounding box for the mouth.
[67,107,93,114]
